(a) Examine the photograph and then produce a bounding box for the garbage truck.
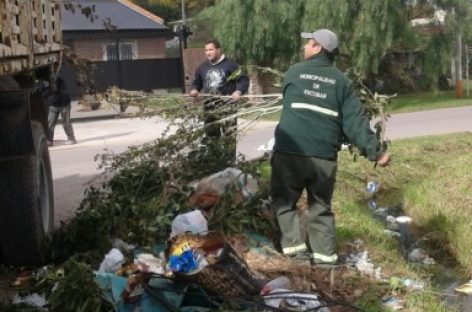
[0,0,62,265]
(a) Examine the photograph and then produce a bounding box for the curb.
[69,113,121,123]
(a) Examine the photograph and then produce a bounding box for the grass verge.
[256,90,472,122]
[331,132,472,311]
[389,91,472,113]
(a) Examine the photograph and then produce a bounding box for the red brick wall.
[72,39,104,61]
[136,37,166,59]
[249,71,280,94]
[70,37,166,61]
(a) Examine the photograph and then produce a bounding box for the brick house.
[60,0,183,97]
[61,0,173,61]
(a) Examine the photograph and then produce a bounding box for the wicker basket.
[166,232,262,298]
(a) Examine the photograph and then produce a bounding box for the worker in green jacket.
[271,29,390,266]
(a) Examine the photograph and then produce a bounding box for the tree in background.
[130,0,179,22]
[200,0,305,68]
[131,0,215,22]
[201,0,412,74]
[303,0,413,77]
[435,0,472,97]
[197,0,472,92]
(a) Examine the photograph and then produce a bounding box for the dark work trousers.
[203,97,237,159]
[270,150,338,258]
[48,105,75,141]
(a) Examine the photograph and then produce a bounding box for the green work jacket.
[274,53,381,161]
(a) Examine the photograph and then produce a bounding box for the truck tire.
[0,121,54,266]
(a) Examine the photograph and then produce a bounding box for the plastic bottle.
[366,181,377,194]
[368,199,377,210]
[401,278,424,291]
[260,276,291,295]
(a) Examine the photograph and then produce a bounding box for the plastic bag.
[98,248,125,273]
[171,210,208,237]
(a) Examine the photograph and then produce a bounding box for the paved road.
[50,116,169,224]
[383,106,472,139]
[50,105,472,224]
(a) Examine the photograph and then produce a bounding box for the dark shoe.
[47,141,53,147]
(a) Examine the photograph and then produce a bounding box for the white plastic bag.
[171,209,208,237]
[193,167,258,199]
[98,248,125,273]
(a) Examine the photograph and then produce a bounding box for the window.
[103,42,136,61]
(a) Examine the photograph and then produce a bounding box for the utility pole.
[181,0,186,26]
[455,33,463,98]
[179,0,187,93]
[467,44,469,98]
[466,44,472,98]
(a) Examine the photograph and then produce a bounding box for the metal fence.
[62,58,183,98]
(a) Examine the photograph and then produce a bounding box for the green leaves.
[47,96,274,266]
[205,0,305,67]
[302,0,412,76]
[346,69,395,151]
[47,260,113,312]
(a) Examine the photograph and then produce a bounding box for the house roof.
[61,0,167,32]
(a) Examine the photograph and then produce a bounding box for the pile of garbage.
[7,174,472,312]
[3,168,352,311]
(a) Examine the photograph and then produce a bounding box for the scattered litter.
[98,248,125,273]
[12,293,47,309]
[112,238,136,253]
[166,232,261,298]
[167,249,203,274]
[366,181,377,194]
[171,209,208,237]
[408,248,435,265]
[386,215,400,231]
[455,280,472,294]
[340,143,350,150]
[372,207,389,218]
[347,239,364,250]
[396,216,413,224]
[264,289,331,312]
[256,138,275,152]
[187,168,259,208]
[386,215,397,224]
[121,274,150,303]
[422,257,436,265]
[384,229,402,238]
[381,295,404,310]
[401,278,425,291]
[260,276,291,295]
[368,199,377,210]
[134,253,165,275]
[96,273,213,311]
[346,250,383,280]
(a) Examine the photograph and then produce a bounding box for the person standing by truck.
[47,75,76,146]
[271,29,390,266]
